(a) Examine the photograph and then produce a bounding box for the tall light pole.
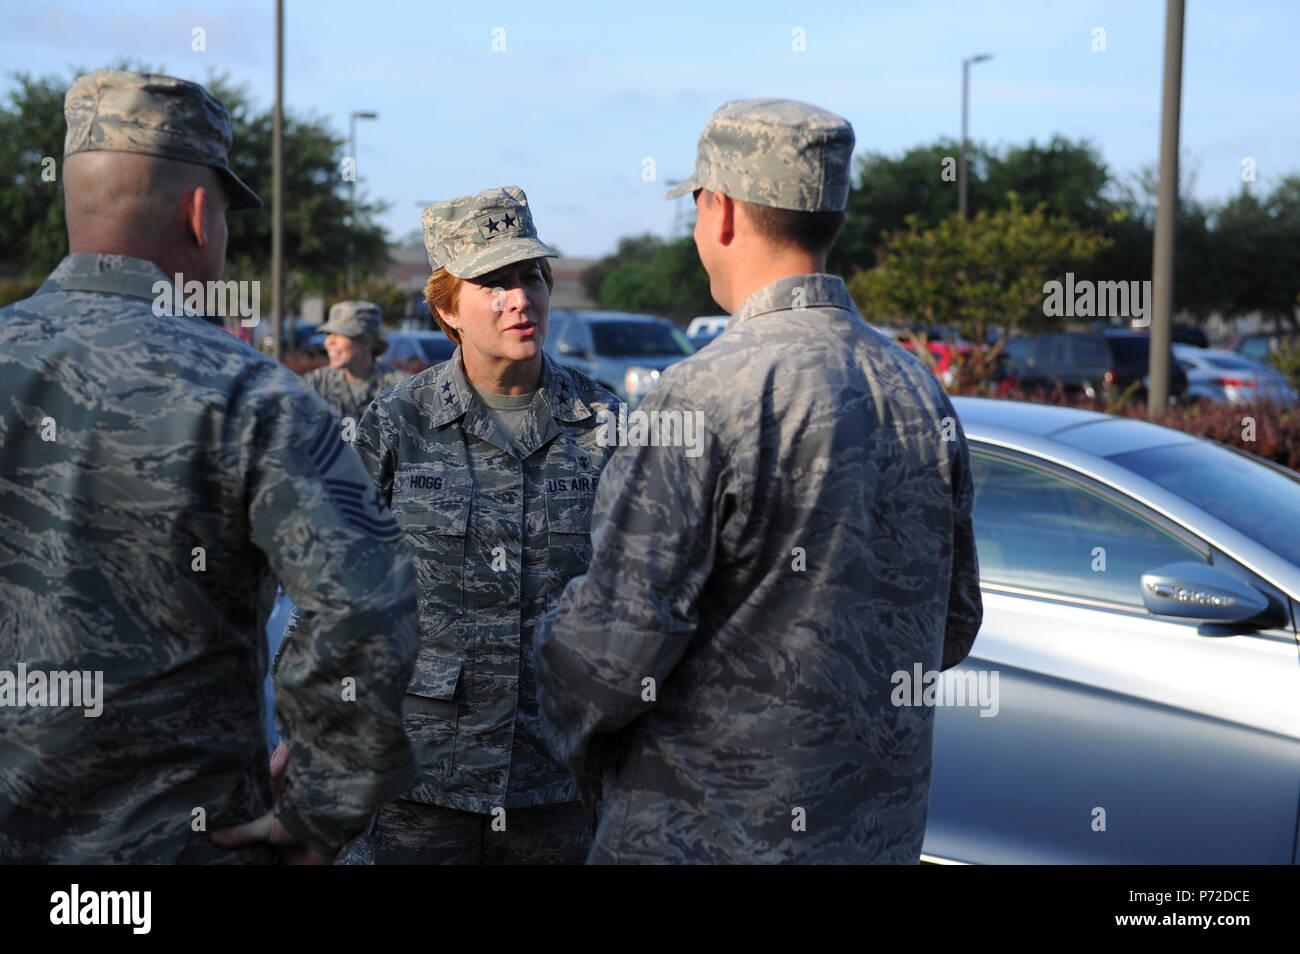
[347,110,379,288]
[1148,0,1185,415]
[960,53,992,219]
[271,0,284,360]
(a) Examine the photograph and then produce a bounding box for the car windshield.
[591,321,694,357]
[1110,441,1300,567]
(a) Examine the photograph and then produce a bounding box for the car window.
[1068,336,1110,365]
[1240,338,1271,363]
[1106,336,1149,366]
[1004,338,1029,361]
[1111,441,1300,568]
[591,321,694,357]
[558,320,592,353]
[547,316,568,346]
[418,336,456,363]
[1027,335,1054,365]
[1204,355,1258,372]
[971,451,1207,606]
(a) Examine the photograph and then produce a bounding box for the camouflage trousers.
[341,799,595,865]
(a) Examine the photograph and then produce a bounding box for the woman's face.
[445,258,549,367]
[325,333,371,370]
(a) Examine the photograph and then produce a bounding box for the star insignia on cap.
[502,213,516,229]
[485,217,500,234]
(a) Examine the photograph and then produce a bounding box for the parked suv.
[1019,330,1187,403]
[546,310,695,406]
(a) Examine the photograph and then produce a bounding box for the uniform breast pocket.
[391,473,471,645]
[545,491,596,604]
[403,647,462,779]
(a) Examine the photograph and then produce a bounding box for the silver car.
[1173,343,1298,407]
[923,397,1300,864]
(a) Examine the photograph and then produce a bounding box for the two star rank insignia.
[477,209,523,240]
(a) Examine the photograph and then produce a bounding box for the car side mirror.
[1139,561,1271,624]
[558,342,590,359]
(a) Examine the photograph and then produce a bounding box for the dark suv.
[1019,330,1187,404]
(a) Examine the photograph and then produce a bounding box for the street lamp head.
[353,110,379,120]
[970,53,993,64]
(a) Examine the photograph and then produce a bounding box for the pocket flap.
[407,649,462,701]
[546,492,595,534]
[391,472,471,535]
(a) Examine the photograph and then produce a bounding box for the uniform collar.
[728,273,857,329]
[422,349,593,430]
[35,254,174,301]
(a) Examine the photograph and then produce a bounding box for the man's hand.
[270,741,290,801]
[210,811,333,865]
[574,772,603,814]
[209,742,332,864]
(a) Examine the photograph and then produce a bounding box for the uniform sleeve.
[243,372,419,857]
[534,382,725,778]
[940,423,983,671]
[353,396,399,505]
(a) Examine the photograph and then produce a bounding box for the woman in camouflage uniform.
[301,299,408,430]
[342,186,623,864]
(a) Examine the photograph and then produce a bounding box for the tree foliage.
[582,233,715,321]
[849,200,1109,385]
[0,65,389,305]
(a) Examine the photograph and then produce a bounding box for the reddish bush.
[956,382,1300,474]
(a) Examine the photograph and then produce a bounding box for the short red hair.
[424,258,555,344]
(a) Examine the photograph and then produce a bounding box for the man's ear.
[183,186,209,248]
[715,191,736,247]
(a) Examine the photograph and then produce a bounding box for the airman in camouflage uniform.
[301,300,407,428]
[0,69,420,863]
[290,186,622,864]
[534,99,983,864]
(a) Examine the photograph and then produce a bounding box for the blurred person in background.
[302,299,408,429]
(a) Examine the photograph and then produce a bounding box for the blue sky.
[4,0,1297,258]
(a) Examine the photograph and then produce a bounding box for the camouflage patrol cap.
[664,98,855,212]
[319,300,383,338]
[421,185,557,281]
[64,69,262,211]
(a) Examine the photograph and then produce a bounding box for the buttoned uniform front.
[0,255,421,863]
[301,362,408,427]
[533,273,984,864]
[352,349,622,814]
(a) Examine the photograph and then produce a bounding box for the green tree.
[0,66,389,301]
[581,233,660,304]
[584,233,714,320]
[0,70,80,276]
[849,200,1109,387]
[831,136,1114,278]
[1094,163,1226,321]
[829,139,987,278]
[1211,177,1300,329]
[982,136,1114,231]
